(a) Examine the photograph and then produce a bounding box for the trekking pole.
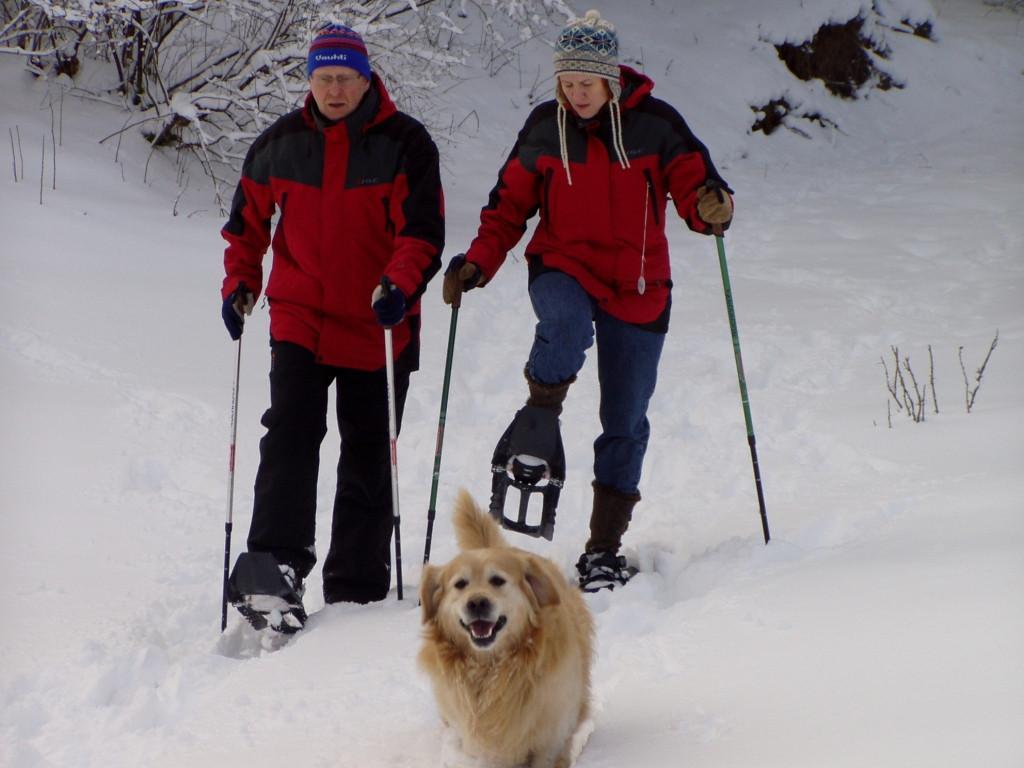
[422,304,459,566]
[713,224,771,544]
[381,286,404,600]
[222,334,243,631]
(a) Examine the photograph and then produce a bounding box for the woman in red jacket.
[443,10,733,592]
[220,24,443,630]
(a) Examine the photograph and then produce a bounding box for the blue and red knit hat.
[308,24,371,80]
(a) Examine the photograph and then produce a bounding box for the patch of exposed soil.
[775,16,898,99]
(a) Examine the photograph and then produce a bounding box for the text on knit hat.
[308,24,371,80]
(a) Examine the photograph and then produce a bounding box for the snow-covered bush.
[0,0,573,204]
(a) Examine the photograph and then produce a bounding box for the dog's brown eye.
[489,575,506,588]
[454,578,468,590]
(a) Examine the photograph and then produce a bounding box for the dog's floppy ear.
[523,557,561,609]
[420,564,444,623]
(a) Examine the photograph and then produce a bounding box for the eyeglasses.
[312,73,365,87]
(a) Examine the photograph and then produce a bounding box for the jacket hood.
[618,65,654,111]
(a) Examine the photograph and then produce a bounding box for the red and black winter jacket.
[222,75,444,370]
[466,66,729,330]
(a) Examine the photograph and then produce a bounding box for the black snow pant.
[247,338,413,604]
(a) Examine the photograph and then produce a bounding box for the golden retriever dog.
[418,489,595,768]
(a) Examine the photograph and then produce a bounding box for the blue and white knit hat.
[308,24,371,80]
[552,10,629,184]
[553,9,621,101]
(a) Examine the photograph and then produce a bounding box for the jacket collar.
[303,73,398,133]
[567,64,654,129]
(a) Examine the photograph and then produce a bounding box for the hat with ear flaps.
[552,9,629,184]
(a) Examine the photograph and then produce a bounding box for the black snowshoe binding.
[488,405,565,540]
[228,551,307,634]
[576,551,638,592]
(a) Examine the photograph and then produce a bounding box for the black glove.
[442,254,481,307]
[371,277,406,327]
[222,282,254,341]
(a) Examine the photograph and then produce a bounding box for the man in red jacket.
[221,24,444,631]
[443,10,732,592]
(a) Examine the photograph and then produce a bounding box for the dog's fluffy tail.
[453,488,507,550]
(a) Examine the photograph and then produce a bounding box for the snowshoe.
[228,551,307,634]
[489,405,564,540]
[576,550,638,592]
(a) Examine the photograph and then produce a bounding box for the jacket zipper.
[542,168,553,223]
[643,169,660,226]
[382,195,395,236]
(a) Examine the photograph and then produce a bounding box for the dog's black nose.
[466,595,492,618]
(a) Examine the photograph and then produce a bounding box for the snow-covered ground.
[2,1,1023,766]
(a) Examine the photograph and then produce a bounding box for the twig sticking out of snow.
[960,331,999,414]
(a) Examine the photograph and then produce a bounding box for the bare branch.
[902,354,926,422]
[928,344,938,414]
[8,126,16,182]
[881,353,903,411]
[964,331,999,413]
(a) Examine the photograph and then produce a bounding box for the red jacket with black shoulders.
[466,66,729,330]
[222,75,444,369]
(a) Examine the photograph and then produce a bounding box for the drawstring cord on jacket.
[610,99,630,173]
[638,178,649,295]
[558,103,573,185]
[557,97,631,187]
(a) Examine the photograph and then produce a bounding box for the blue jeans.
[526,272,665,495]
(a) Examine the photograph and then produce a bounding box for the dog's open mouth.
[460,615,507,648]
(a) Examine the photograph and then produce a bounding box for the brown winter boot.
[524,366,575,416]
[584,481,640,554]
[576,482,642,591]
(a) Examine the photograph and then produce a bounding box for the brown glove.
[696,185,733,226]
[442,254,482,307]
